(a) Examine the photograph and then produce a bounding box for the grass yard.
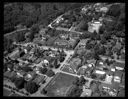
[62,64,76,74]
[44,72,77,97]
[3,88,11,96]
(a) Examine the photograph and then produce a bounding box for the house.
[35,58,42,64]
[76,39,89,49]
[25,71,37,81]
[42,59,49,66]
[113,71,123,83]
[94,70,106,75]
[80,88,92,97]
[95,60,106,70]
[77,67,86,75]
[33,75,46,85]
[6,63,14,71]
[118,88,125,97]
[110,66,116,72]
[112,62,125,71]
[85,67,93,76]
[105,74,113,83]
[121,73,125,86]
[88,20,102,33]
[54,39,68,46]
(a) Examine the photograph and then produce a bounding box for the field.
[44,73,77,97]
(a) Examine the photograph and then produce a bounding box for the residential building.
[113,71,123,83]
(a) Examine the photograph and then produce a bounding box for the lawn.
[3,88,11,96]
[62,64,76,74]
[43,73,77,97]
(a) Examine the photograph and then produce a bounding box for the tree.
[91,74,97,79]
[46,69,55,77]
[14,77,26,89]
[99,26,105,34]
[73,77,80,86]
[41,88,47,95]
[86,41,93,50]
[7,63,14,71]
[67,85,82,97]
[39,67,48,74]
[24,81,39,94]
[107,4,121,17]
[21,66,33,72]
[55,64,60,69]
[79,32,90,39]
[4,37,13,52]
[15,32,26,42]
[76,20,88,31]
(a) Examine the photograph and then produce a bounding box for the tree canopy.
[24,81,39,94]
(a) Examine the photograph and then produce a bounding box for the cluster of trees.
[39,67,55,77]
[4,37,14,53]
[4,3,85,34]
[68,76,88,97]
[10,75,39,94]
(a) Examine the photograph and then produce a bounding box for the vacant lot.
[44,73,77,97]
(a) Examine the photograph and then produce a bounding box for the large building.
[88,20,102,33]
